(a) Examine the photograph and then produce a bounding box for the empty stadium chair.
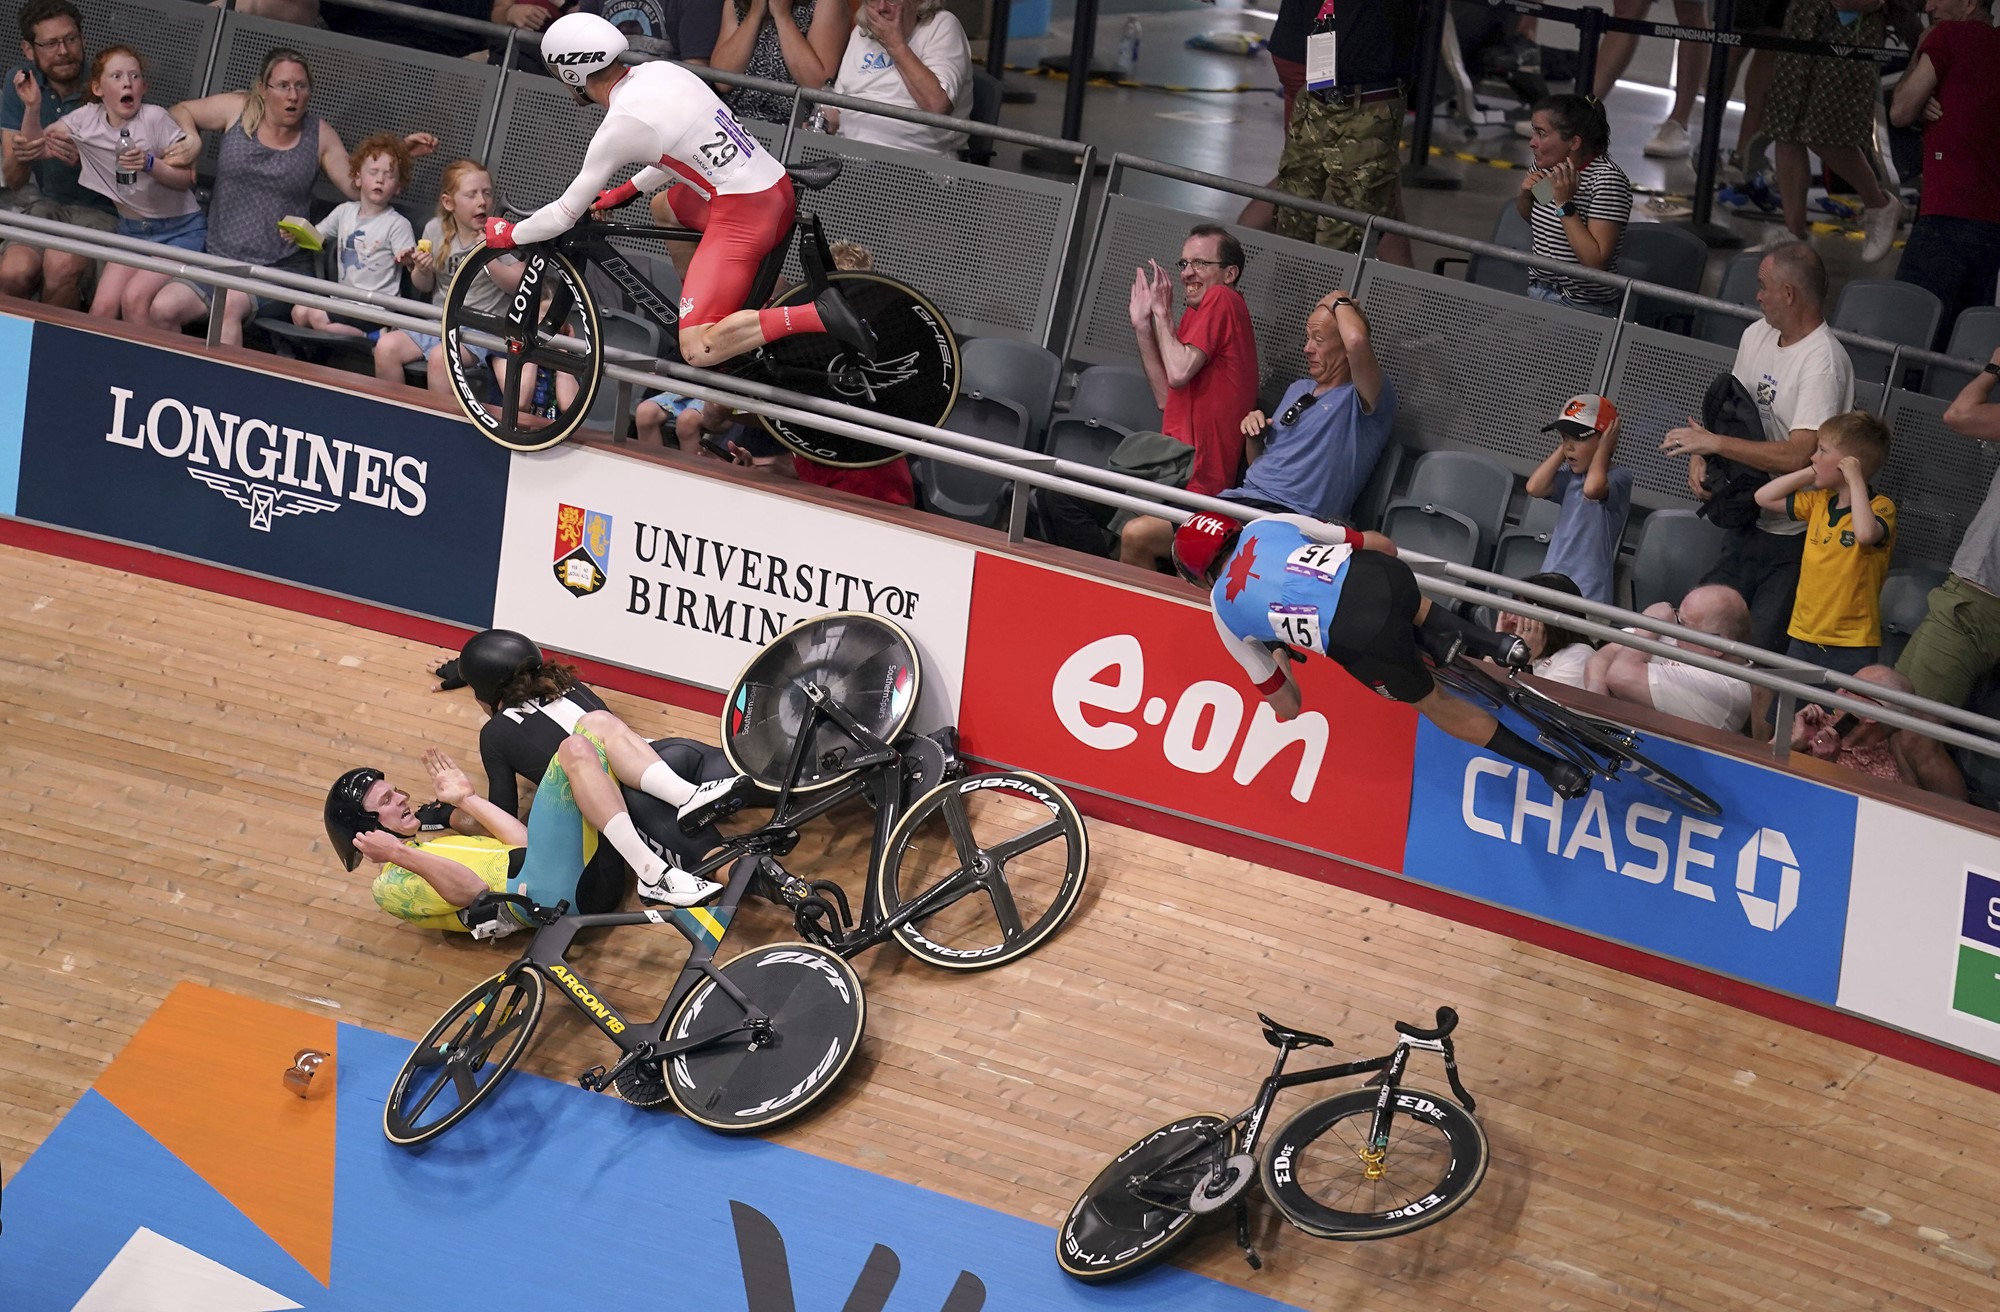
[1380,502,1481,568]
[1432,199,1532,296]
[1348,439,1404,533]
[1065,364,1163,434]
[1620,223,1709,332]
[1924,306,2000,401]
[1386,449,1514,567]
[1626,509,1725,612]
[926,393,1034,527]
[962,337,1062,447]
[1831,278,1944,387]
[1492,497,1564,581]
[1879,565,1946,668]
[1695,248,1764,346]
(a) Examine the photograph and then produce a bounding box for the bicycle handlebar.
[1394,1007,1458,1042]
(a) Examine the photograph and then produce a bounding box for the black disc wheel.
[383,965,546,1147]
[748,271,959,468]
[1056,1114,1231,1283]
[664,941,865,1132]
[1513,690,1723,817]
[721,611,921,791]
[1260,1088,1489,1240]
[874,770,1088,970]
[440,244,603,452]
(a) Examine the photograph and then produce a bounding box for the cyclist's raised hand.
[422,748,476,806]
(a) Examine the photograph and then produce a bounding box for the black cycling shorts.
[1323,550,1433,704]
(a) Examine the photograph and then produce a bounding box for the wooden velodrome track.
[4,540,2000,1310]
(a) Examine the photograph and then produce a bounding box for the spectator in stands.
[822,0,969,157]
[711,0,850,126]
[1217,291,1393,525]
[1753,410,1896,675]
[39,45,202,323]
[1589,0,1711,160]
[150,50,437,347]
[1518,94,1629,317]
[1765,0,1903,263]
[1888,0,2000,350]
[1525,394,1632,605]
[1895,344,2000,708]
[1585,583,1756,733]
[1039,225,1259,568]
[1494,572,1597,689]
[582,0,720,62]
[375,159,527,401]
[0,0,117,309]
[1662,243,1854,654]
[289,133,416,338]
[1793,665,1966,796]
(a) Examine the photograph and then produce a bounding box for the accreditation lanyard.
[1305,0,1336,92]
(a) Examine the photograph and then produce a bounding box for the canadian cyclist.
[1174,511,1588,800]
[482,12,876,369]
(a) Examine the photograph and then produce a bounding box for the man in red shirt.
[1889,0,2000,350]
[1115,224,1261,569]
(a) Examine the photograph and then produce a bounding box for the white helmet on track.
[541,12,628,89]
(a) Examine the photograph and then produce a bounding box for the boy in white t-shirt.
[290,132,417,338]
[825,0,971,157]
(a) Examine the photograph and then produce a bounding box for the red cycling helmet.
[1172,512,1244,586]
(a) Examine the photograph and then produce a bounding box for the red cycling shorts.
[667,174,797,329]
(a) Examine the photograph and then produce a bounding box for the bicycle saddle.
[785,159,843,192]
[1257,1012,1335,1050]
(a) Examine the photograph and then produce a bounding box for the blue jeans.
[117,210,206,253]
[1894,214,2000,352]
[1528,280,1618,317]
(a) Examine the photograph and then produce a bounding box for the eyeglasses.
[1175,258,1224,271]
[266,79,311,94]
[1278,392,1316,426]
[31,32,81,51]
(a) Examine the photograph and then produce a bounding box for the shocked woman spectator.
[36,45,202,322]
[147,49,435,347]
[711,0,849,125]
[823,0,969,156]
[1493,572,1598,688]
[1517,93,1630,318]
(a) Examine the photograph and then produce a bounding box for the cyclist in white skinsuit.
[482,12,874,368]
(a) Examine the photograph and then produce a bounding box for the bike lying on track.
[438,158,958,465]
[1056,1007,1487,1282]
[384,611,1088,1146]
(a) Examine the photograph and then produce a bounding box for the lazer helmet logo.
[546,50,607,65]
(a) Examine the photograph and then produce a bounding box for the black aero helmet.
[325,767,387,872]
[436,629,543,707]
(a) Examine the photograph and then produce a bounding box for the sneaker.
[678,774,756,833]
[1860,195,1904,263]
[1750,226,1802,251]
[1643,119,1691,158]
[814,288,878,361]
[1544,762,1590,801]
[636,859,723,908]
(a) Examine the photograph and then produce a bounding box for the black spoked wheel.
[1056,1114,1232,1284]
[1509,686,1724,817]
[748,271,959,469]
[383,965,546,1146]
[1260,1088,1489,1240]
[721,611,921,791]
[664,941,865,1132]
[440,244,603,452]
[874,770,1088,970]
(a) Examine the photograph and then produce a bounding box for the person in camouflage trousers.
[1271,92,1410,259]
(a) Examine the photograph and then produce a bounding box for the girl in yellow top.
[1753,411,1896,676]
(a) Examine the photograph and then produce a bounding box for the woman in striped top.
[1517,93,1630,317]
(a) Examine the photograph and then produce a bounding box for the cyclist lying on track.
[1174,511,1588,800]
[482,12,877,369]
[323,709,728,937]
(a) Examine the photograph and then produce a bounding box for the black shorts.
[1323,550,1433,704]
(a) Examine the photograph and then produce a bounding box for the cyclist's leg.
[1414,595,1528,667]
[675,180,811,368]
[575,709,747,817]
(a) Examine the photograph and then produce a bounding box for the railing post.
[1682,0,1745,248]
[1574,5,1607,105]
[1402,0,1461,191]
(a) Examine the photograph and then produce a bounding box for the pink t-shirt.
[62,102,198,220]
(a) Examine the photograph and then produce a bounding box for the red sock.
[757,303,824,343]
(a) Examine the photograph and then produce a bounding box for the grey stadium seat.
[1380,502,1481,569]
[1627,509,1726,612]
[1386,449,1515,568]
[962,337,1062,448]
[1878,566,1947,668]
[1831,278,1944,387]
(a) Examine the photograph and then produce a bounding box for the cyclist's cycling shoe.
[637,860,724,908]
[1491,634,1533,670]
[679,774,757,833]
[815,289,879,361]
[1544,762,1590,801]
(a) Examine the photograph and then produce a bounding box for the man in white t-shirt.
[1585,585,1755,734]
[825,0,971,157]
[1661,242,1855,653]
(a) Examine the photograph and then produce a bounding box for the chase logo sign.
[1403,720,1854,1002]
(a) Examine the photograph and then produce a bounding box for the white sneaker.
[1860,196,1904,263]
[636,860,723,908]
[1751,227,1801,251]
[677,774,753,832]
[1643,119,1691,158]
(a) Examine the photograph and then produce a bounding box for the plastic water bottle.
[1116,17,1142,77]
[115,126,136,187]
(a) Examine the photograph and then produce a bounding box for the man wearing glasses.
[0,0,115,308]
[1216,291,1394,525]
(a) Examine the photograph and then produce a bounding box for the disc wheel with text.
[721,611,921,791]
[383,965,546,1146]
[1260,1087,1489,1239]
[1057,1114,1231,1283]
[441,244,603,452]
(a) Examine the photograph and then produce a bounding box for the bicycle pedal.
[577,1065,608,1091]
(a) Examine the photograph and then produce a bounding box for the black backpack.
[1694,373,1771,534]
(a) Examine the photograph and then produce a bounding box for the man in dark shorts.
[1175,511,1588,799]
